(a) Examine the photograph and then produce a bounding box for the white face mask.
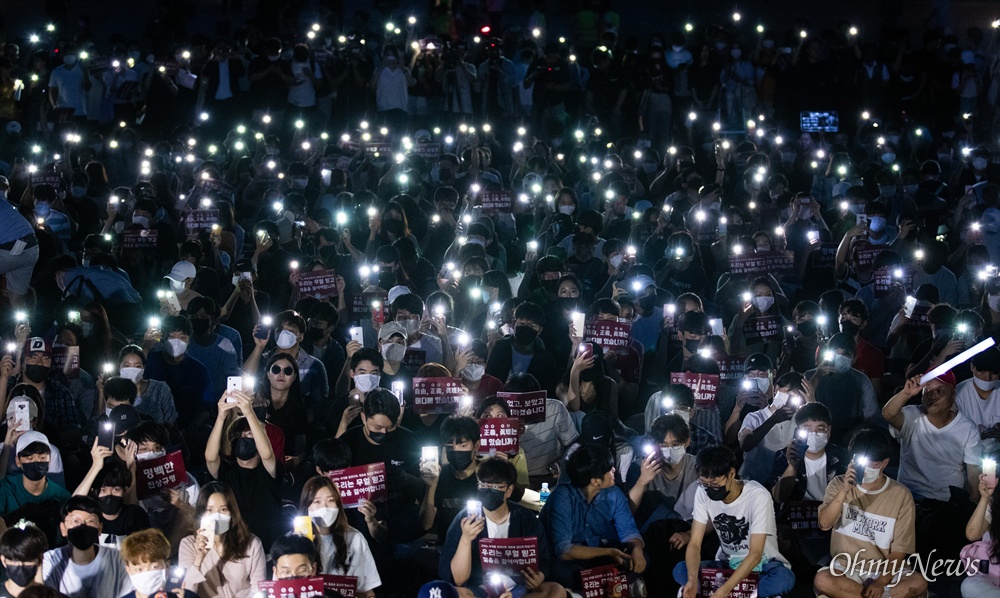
[165,338,188,357]
[132,214,150,228]
[660,445,687,464]
[973,376,999,392]
[806,431,829,452]
[382,342,407,363]
[558,205,575,215]
[105,407,113,417]
[988,293,1000,312]
[771,389,789,408]
[401,319,420,337]
[832,353,852,374]
[169,279,186,293]
[202,512,232,535]
[136,450,166,462]
[354,373,380,393]
[308,506,339,527]
[129,569,166,595]
[609,254,624,269]
[120,367,143,383]
[973,158,988,171]
[461,363,486,382]
[276,329,298,349]
[862,464,881,485]
[672,408,691,424]
[753,296,774,313]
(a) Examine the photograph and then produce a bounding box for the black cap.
[743,353,773,373]
[827,332,857,356]
[580,412,613,445]
[109,405,142,434]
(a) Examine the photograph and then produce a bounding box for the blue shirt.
[0,199,33,244]
[186,334,241,398]
[540,482,642,558]
[143,350,215,419]
[511,346,533,374]
[217,324,244,364]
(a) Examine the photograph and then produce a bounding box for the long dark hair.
[260,352,303,407]
[194,482,253,561]
[299,476,350,573]
[991,485,1000,563]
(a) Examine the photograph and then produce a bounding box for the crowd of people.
[0,1,998,597]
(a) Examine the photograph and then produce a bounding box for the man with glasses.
[882,371,982,561]
[440,457,563,597]
[675,445,794,598]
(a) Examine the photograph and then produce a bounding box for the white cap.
[15,431,50,455]
[388,285,411,306]
[165,260,197,282]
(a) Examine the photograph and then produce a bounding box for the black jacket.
[485,336,559,395]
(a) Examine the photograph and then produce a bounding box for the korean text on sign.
[328,462,387,508]
[478,418,520,456]
[137,451,187,499]
[496,391,546,424]
[669,372,720,409]
[411,377,466,415]
[296,269,339,298]
[479,537,539,574]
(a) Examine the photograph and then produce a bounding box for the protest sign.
[412,377,466,415]
[580,565,630,598]
[328,463,387,508]
[669,372,720,409]
[296,269,338,298]
[479,538,539,574]
[496,391,546,424]
[137,451,186,499]
[478,418,520,456]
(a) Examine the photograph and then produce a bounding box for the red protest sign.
[122,228,158,249]
[257,576,326,597]
[699,568,759,598]
[717,355,747,382]
[785,500,822,533]
[412,143,442,160]
[729,251,794,277]
[479,537,539,574]
[350,291,387,322]
[496,391,546,424]
[193,178,236,200]
[400,349,427,377]
[183,209,219,234]
[873,267,911,298]
[51,345,80,380]
[583,319,632,353]
[580,564,630,598]
[323,575,358,597]
[412,377,466,414]
[478,418,520,456]
[296,269,339,298]
[137,451,186,499]
[850,241,884,270]
[812,243,838,269]
[669,372,720,409]
[480,190,513,213]
[328,462,387,508]
[741,315,782,341]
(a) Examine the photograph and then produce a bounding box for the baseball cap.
[108,405,142,434]
[580,412,613,445]
[378,321,408,342]
[417,581,459,598]
[165,261,197,283]
[926,369,957,387]
[832,181,852,199]
[16,431,50,456]
[5,121,21,135]
[25,337,51,356]
[743,353,773,373]
[388,285,411,306]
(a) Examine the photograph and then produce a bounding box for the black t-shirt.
[216,460,283,549]
[432,465,479,540]
[101,504,151,545]
[268,395,310,454]
[341,425,420,479]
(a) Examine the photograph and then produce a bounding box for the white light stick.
[919,337,996,384]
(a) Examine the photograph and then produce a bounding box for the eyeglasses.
[477,483,508,492]
[270,365,294,376]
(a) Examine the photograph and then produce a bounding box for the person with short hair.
[143,316,214,423]
[73,450,150,549]
[674,445,794,598]
[770,402,846,503]
[0,431,70,516]
[0,523,48,597]
[42,495,133,597]
[836,299,884,396]
[330,347,385,437]
[119,528,198,598]
[814,429,927,597]
[805,333,878,445]
[955,346,1000,450]
[420,415,480,539]
[485,302,560,395]
[245,309,329,410]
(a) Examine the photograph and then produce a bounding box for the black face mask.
[579,364,601,382]
[253,406,268,421]
[683,339,701,355]
[98,494,123,515]
[637,294,657,313]
[233,437,257,460]
[21,461,49,481]
[839,320,860,336]
[705,483,729,502]
[368,429,387,444]
[190,319,211,336]
[66,524,99,550]
[477,488,506,511]
[797,320,818,337]
[24,365,50,383]
[305,326,327,342]
[514,325,538,346]
[5,564,38,587]
[540,278,559,293]
[384,219,404,235]
[446,448,474,471]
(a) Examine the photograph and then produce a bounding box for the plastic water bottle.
[539,483,550,506]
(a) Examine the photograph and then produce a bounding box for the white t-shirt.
[48,65,88,115]
[693,480,789,567]
[319,527,382,593]
[287,61,316,107]
[955,378,1000,432]
[375,67,409,112]
[889,405,981,501]
[803,453,828,501]
[738,407,795,486]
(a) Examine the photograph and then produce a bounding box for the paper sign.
[31,174,64,191]
[137,451,186,498]
[813,243,838,269]
[496,391,546,424]
[122,228,158,249]
[350,291,387,322]
[478,418,520,455]
[741,315,782,341]
[296,269,339,298]
[412,143,442,160]
[580,564,630,598]
[411,377,466,415]
[257,576,326,597]
[669,372,719,408]
[785,500,822,533]
[717,355,747,382]
[906,304,931,330]
[729,251,795,277]
[400,349,427,377]
[479,537,539,574]
[699,568,759,598]
[583,319,632,352]
[851,242,884,270]
[154,61,178,75]
[873,267,911,298]
[193,178,236,200]
[323,575,358,597]
[328,462,387,508]
[480,190,513,213]
[363,141,393,157]
[51,345,80,380]
[183,209,219,234]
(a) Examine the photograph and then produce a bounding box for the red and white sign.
[496,391,546,424]
[296,269,339,298]
[122,228,158,249]
[328,463,387,508]
[785,500,822,533]
[669,372,720,409]
[699,568,759,598]
[479,537,539,574]
[478,418,520,456]
[729,251,794,277]
[323,575,358,597]
[741,315,782,341]
[480,190,513,213]
[873,267,911,298]
[583,319,632,352]
[851,241,884,269]
[717,355,746,382]
[193,178,236,199]
[580,564,630,598]
[257,576,326,597]
[183,209,219,234]
[351,291,387,322]
[137,450,186,499]
[51,345,80,380]
[412,377,466,415]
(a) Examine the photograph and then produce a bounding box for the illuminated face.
[557,281,580,298]
[275,553,316,579]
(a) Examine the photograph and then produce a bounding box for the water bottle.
[539,483,550,506]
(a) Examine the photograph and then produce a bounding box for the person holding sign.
[440,457,563,598]
[675,445,794,598]
[728,277,788,364]
[476,398,530,487]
